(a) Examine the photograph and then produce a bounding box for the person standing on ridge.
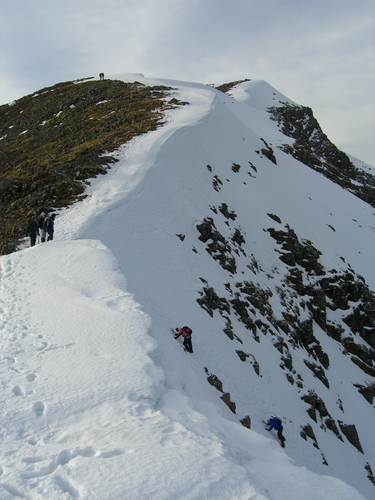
[44,213,56,241]
[174,326,193,353]
[266,416,286,447]
[37,212,46,242]
[26,214,39,247]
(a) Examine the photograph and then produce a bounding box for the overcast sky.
[1,0,374,166]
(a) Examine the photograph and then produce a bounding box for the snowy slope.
[1,74,374,499]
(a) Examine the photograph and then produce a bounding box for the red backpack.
[37,215,44,229]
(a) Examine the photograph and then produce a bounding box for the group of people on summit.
[26,212,56,247]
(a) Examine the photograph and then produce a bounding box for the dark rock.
[231,163,241,173]
[300,424,319,449]
[280,252,296,266]
[354,382,375,404]
[301,390,329,422]
[221,392,236,414]
[197,286,231,317]
[324,418,343,441]
[350,356,375,377]
[342,337,375,367]
[236,350,249,362]
[306,289,327,330]
[212,175,223,192]
[219,203,237,220]
[215,79,251,94]
[326,322,344,341]
[338,421,363,453]
[312,344,330,370]
[267,213,282,224]
[240,415,251,429]
[365,463,375,486]
[222,317,235,340]
[231,228,245,246]
[268,102,375,210]
[260,138,277,164]
[303,360,329,388]
[207,374,223,393]
[268,226,324,275]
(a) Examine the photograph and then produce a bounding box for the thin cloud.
[1,0,374,165]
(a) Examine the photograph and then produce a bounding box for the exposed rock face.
[259,138,277,165]
[207,373,224,393]
[303,360,329,388]
[365,463,375,486]
[354,382,375,405]
[268,102,375,209]
[267,226,324,275]
[195,192,375,456]
[221,392,236,414]
[197,286,231,317]
[215,79,251,94]
[196,218,237,273]
[301,390,329,422]
[338,422,364,454]
[240,415,251,429]
[300,423,319,449]
[206,371,237,415]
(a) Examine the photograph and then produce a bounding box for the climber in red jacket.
[174,326,193,353]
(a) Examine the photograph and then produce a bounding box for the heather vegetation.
[0,78,175,253]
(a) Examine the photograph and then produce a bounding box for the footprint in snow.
[12,385,24,397]
[22,456,45,463]
[26,373,37,382]
[32,401,45,417]
[99,448,125,459]
[55,475,80,498]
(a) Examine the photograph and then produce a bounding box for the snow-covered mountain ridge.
[1,74,374,499]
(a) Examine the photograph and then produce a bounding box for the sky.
[1,75,373,498]
[1,0,374,166]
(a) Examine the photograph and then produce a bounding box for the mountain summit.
[0,74,374,499]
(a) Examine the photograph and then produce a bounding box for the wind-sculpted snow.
[1,74,374,498]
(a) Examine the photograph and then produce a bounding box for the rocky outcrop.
[300,423,319,449]
[301,390,329,423]
[365,463,375,486]
[206,370,237,414]
[354,382,375,404]
[258,138,277,165]
[207,373,224,392]
[268,102,375,209]
[215,79,251,94]
[269,223,375,378]
[303,360,329,388]
[197,286,231,317]
[338,421,364,453]
[240,415,251,429]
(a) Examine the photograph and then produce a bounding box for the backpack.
[44,217,51,231]
[37,215,44,229]
[182,326,192,335]
[273,417,282,426]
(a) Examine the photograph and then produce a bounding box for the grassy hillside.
[0,78,176,253]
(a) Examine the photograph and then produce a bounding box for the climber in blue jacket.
[266,416,286,447]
